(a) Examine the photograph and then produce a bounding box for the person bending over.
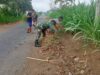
[34,20,57,47]
[49,16,63,31]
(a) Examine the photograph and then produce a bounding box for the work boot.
[35,40,41,47]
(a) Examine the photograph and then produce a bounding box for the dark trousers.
[35,28,47,47]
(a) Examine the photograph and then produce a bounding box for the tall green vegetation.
[48,0,100,44]
[95,0,100,25]
[0,0,32,23]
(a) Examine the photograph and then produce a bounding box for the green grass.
[0,8,23,24]
[0,15,22,23]
[48,1,100,44]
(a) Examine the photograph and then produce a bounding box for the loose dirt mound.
[40,33,100,75]
[19,32,100,75]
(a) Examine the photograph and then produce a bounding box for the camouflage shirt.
[36,22,55,32]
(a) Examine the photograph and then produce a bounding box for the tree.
[95,0,100,25]
[0,0,33,16]
[15,0,32,13]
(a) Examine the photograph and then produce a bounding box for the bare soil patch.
[20,32,100,75]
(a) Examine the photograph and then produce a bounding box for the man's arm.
[27,15,31,18]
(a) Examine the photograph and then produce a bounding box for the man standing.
[32,9,38,27]
[26,10,33,33]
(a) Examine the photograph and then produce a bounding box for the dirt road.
[0,23,36,75]
[0,16,50,75]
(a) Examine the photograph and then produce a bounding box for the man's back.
[27,12,32,22]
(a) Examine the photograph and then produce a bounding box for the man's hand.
[46,29,50,35]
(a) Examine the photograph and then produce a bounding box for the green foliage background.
[48,1,100,44]
[0,0,32,23]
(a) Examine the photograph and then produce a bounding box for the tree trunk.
[95,0,100,25]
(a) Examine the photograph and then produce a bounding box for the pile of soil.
[19,32,100,75]
[40,32,100,75]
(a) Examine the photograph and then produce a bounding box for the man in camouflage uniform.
[35,16,63,47]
